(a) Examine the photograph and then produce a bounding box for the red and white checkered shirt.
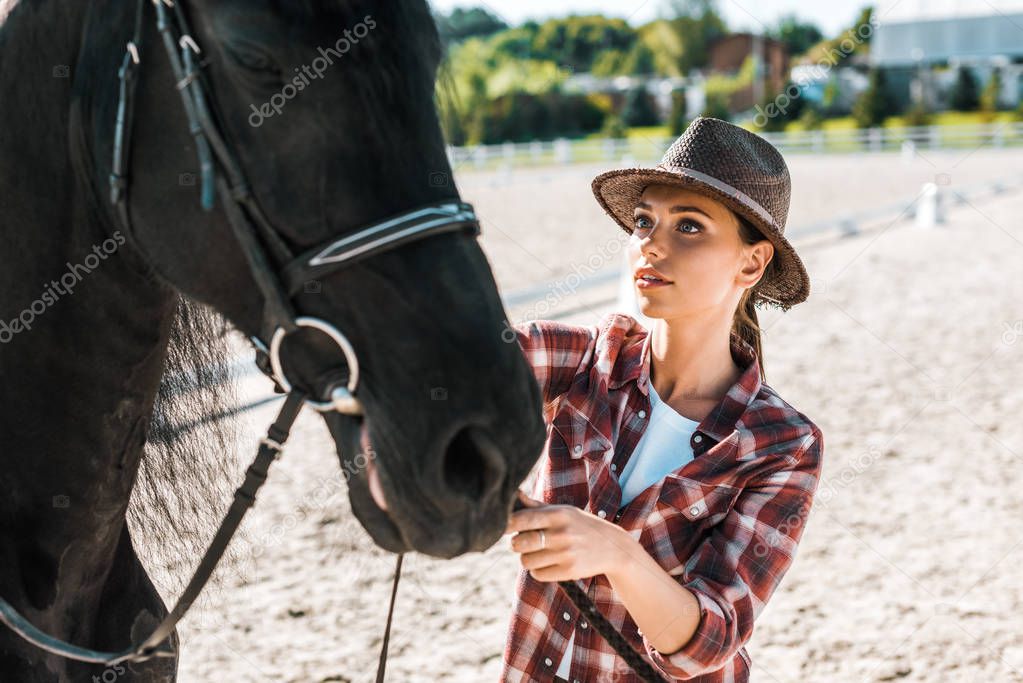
[501,312,823,682]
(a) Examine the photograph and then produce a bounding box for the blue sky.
[429,0,871,37]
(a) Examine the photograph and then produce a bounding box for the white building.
[871,0,1023,108]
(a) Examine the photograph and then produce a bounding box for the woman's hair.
[731,213,778,384]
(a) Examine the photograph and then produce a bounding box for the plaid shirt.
[501,312,823,682]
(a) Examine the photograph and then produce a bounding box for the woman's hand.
[504,489,638,582]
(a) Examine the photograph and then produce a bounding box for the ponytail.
[732,214,778,384]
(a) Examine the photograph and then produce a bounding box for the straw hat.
[591,116,810,310]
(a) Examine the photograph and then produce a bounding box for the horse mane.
[127,297,247,595]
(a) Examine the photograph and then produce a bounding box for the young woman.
[501,117,824,683]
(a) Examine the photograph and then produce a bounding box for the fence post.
[928,124,939,150]
[503,141,516,168]
[554,138,572,164]
[813,130,824,154]
[473,145,488,169]
[603,137,616,161]
[915,182,944,228]
[530,140,543,163]
[869,127,882,152]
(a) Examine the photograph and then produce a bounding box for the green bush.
[799,106,823,130]
[853,68,897,128]
[469,91,607,144]
[949,66,980,112]
[903,101,933,127]
[621,86,660,127]
[702,91,731,121]
[601,114,628,139]
[979,68,1002,122]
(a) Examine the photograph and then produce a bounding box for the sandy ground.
[152,149,1023,682]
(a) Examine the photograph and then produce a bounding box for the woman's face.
[629,184,774,320]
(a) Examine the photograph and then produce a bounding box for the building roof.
[876,0,1023,22]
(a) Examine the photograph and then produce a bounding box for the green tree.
[489,25,540,61]
[622,42,657,75]
[770,14,824,58]
[664,0,728,74]
[668,89,688,135]
[531,15,636,72]
[435,7,508,44]
[803,7,874,67]
[980,68,1003,117]
[853,68,895,128]
[621,86,660,127]
[948,65,979,111]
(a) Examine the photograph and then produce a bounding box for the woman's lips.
[361,422,388,511]
[636,277,673,289]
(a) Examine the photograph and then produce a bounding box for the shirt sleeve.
[641,427,824,680]
[511,319,599,409]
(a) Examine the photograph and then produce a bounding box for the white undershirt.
[555,383,699,679]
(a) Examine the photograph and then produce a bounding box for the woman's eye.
[634,216,653,230]
[677,221,702,234]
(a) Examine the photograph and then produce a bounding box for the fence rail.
[447,122,1023,171]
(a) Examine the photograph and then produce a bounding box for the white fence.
[447,122,1023,170]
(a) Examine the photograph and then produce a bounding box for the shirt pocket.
[551,400,613,461]
[656,474,740,527]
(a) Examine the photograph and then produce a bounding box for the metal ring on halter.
[269,317,363,414]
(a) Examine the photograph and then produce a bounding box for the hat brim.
[591,166,810,309]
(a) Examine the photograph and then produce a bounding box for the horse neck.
[0,0,178,614]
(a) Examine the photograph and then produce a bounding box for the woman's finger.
[506,505,567,534]
[510,528,554,554]
[520,548,567,572]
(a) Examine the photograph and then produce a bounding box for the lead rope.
[375,553,404,682]
[557,580,663,682]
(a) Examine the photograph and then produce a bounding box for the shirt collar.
[608,322,762,444]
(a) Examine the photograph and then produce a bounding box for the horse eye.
[225,45,279,75]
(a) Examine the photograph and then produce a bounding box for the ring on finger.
[538,529,546,550]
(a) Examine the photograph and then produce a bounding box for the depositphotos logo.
[248,15,377,127]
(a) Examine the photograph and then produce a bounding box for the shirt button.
[694,434,703,443]
[689,505,701,516]
[580,621,588,629]
[597,509,607,518]
[610,463,616,471]
[573,444,582,453]
[563,611,571,620]
[544,657,553,666]
[638,410,647,418]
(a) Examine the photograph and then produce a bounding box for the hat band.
[659,165,777,231]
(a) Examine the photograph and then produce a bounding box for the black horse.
[0,0,546,680]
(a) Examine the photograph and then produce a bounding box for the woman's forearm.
[605,530,702,655]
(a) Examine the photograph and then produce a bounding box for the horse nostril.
[440,424,506,503]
